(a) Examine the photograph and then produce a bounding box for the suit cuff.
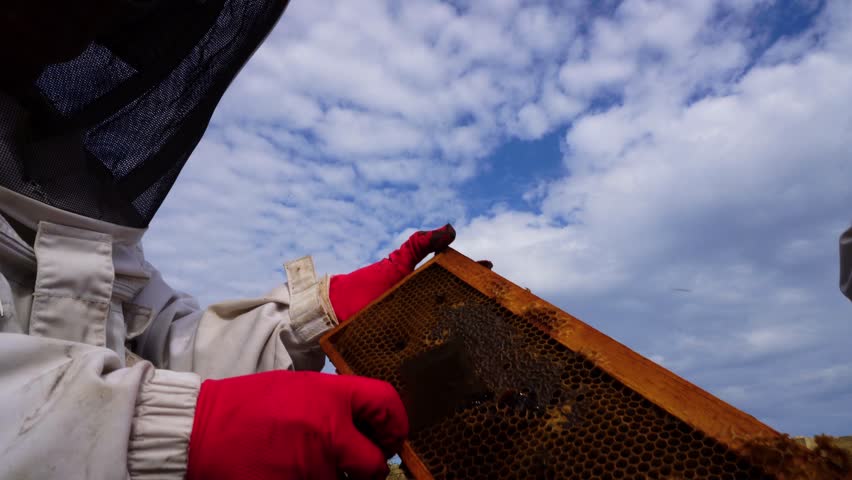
[128,368,201,480]
[285,256,338,344]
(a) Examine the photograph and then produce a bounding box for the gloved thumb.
[342,376,409,454]
[334,424,389,480]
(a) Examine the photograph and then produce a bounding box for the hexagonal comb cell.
[321,249,849,480]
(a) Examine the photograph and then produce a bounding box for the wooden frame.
[321,248,790,479]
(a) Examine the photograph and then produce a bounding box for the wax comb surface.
[322,249,847,480]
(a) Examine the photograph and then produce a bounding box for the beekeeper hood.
[0,0,288,227]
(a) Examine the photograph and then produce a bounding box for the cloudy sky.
[145,0,852,436]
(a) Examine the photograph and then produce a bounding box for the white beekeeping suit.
[0,97,339,478]
[0,0,351,477]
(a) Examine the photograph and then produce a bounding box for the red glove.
[329,224,456,322]
[186,371,409,480]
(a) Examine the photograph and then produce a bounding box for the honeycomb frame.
[321,248,844,480]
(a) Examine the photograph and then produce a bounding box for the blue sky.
[145,0,852,436]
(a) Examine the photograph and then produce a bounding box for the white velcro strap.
[285,256,337,343]
[29,221,114,346]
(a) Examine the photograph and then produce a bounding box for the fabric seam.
[32,292,110,305]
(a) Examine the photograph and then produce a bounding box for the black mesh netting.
[0,0,288,227]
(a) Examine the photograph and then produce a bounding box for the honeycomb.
[327,262,840,480]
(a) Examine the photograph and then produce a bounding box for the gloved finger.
[342,376,409,454]
[476,259,494,270]
[334,424,390,480]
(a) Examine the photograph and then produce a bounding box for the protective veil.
[1,0,287,227]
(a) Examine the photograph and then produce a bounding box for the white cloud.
[516,103,549,139]
[454,211,627,298]
[514,5,575,55]
[316,109,427,158]
[560,58,635,95]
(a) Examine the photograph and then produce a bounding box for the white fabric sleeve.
[841,226,852,302]
[0,333,199,480]
[132,256,338,380]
